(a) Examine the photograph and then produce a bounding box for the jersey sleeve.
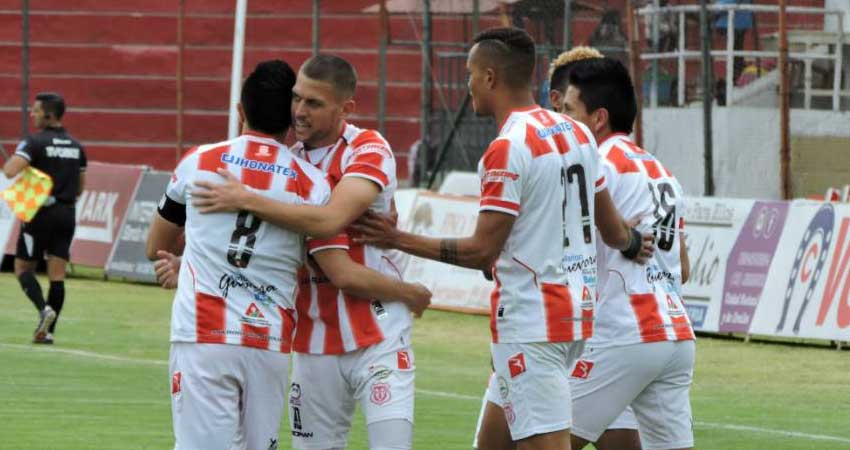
[478,138,528,216]
[594,153,612,194]
[78,143,87,172]
[342,132,395,191]
[157,153,194,226]
[306,233,350,255]
[14,137,38,164]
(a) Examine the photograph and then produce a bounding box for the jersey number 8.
[227,211,262,268]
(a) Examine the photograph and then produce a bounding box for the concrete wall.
[643,107,850,199]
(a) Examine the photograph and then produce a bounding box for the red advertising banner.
[69,162,144,267]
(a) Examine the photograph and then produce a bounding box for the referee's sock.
[18,271,46,311]
[47,281,65,334]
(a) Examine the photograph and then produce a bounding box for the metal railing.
[637,3,847,110]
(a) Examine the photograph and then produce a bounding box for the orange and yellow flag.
[2,167,53,222]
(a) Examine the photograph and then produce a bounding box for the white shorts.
[570,340,695,450]
[289,336,415,450]
[169,342,290,450]
[490,341,584,441]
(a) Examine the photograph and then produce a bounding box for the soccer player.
[353,28,651,450]
[3,92,86,344]
[557,57,695,450]
[191,54,422,450]
[146,60,430,450]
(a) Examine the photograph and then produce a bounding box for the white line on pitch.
[4,342,850,444]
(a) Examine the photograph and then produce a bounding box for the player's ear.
[340,98,356,119]
[484,67,496,90]
[593,108,609,135]
[549,89,563,113]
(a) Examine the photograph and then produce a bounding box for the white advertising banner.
[400,192,492,313]
[749,201,850,341]
[680,197,755,332]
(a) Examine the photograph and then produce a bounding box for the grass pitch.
[0,273,848,450]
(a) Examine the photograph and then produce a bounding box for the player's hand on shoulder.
[192,168,247,214]
[154,250,181,289]
[405,282,432,318]
[351,210,399,249]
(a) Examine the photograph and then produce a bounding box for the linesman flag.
[2,167,53,222]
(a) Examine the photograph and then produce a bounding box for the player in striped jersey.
[557,57,695,450]
[191,55,425,450]
[354,28,652,450]
[146,60,430,450]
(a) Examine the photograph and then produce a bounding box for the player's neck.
[595,126,618,145]
[493,91,536,131]
[303,121,345,151]
[42,121,62,130]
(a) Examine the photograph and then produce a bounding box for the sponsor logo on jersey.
[219,272,278,305]
[571,360,594,379]
[507,353,526,378]
[580,286,594,310]
[352,144,392,159]
[221,153,298,178]
[373,300,388,320]
[535,121,573,139]
[483,169,519,183]
[397,351,411,370]
[241,303,271,327]
[370,382,392,405]
[646,265,675,285]
[562,254,596,274]
[45,146,80,159]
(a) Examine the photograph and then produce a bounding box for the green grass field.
[1,273,849,450]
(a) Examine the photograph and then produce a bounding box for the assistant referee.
[3,92,86,344]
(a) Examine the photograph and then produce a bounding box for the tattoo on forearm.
[440,239,459,265]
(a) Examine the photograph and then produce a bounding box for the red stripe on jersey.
[524,124,553,158]
[529,110,556,126]
[595,176,606,187]
[325,140,349,187]
[490,269,502,343]
[541,283,574,341]
[481,140,510,198]
[293,266,315,353]
[343,244,384,348]
[285,159,315,200]
[679,217,685,230]
[195,292,226,344]
[606,146,640,174]
[279,307,295,353]
[641,160,663,179]
[629,293,666,342]
[241,306,270,349]
[349,130,387,150]
[307,234,350,252]
[671,314,695,340]
[480,198,520,212]
[581,293,594,340]
[346,153,391,188]
[197,144,229,173]
[563,115,590,144]
[661,163,673,178]
[241,141,279,190]
[316,271,345,354]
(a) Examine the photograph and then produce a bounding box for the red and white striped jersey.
[165,132,331,353]
[292,122,411,354]
[590,133,694,347]
[482,105,607,344]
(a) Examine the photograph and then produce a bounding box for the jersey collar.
[598,132,631,147]
[499,104,542,134]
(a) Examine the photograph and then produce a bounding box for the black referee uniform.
[13,126,86,341]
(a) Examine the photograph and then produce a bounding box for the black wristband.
[620,227,643,260]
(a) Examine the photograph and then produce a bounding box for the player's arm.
[3,155,29,179]
[595,188,653,262]
[193,170,378,239]
[78,145,87,197]
[78,172,86,197]
[312,248,431,317]
[353,210,515,272]
[146,210,184,261]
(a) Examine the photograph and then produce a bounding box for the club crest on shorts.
[571,360,594,379]
[397,351,411,369]
[507,353,526,378]
[370,381,391,405]
[171,371,182,395]
[503,402,516,425]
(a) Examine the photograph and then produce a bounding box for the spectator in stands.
[2,92,86,344]
[715,0,754,83]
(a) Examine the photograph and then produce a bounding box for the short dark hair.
[300,54,357,99]
[549,62,575,94]
[567,57,637,134]
[240,60,297,135]
[35,92,65,120]
[472,27,536,89]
